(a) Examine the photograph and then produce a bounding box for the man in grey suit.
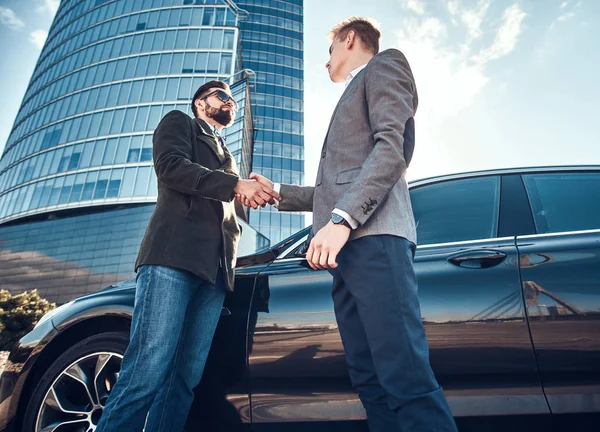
[239,17,457,432]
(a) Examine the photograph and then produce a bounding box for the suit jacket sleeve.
[334,49,418,226]
[153,110,239,202]
[278,184,315,212]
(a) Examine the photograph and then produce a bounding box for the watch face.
[331,213,343,224]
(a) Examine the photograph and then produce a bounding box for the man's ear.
[194,99,203,114]
[346,30,356,49]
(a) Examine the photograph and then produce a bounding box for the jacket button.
[321,151,326,158]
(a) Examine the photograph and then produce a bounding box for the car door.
[188,262,266,430]
[247,234,356,424]
[517,169,600,414]
[410,173,548,417]
[247,173,548,426]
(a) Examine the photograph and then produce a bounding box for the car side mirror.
[294,239,310,257]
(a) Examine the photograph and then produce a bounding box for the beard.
[205,101,235,127]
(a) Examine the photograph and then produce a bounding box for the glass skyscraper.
[237,0,305,243]
[0,0,244,222]
[0,0,275,304]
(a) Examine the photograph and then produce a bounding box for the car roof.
[408,165,600,188]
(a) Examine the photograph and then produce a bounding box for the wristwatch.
[331,212,353,229]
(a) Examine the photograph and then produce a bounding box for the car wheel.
[22,331,128,432]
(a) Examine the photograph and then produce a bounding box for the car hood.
[83,226,311,299]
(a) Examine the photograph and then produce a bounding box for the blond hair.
[329,17,381,54]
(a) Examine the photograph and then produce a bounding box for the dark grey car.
[1,166,599,431]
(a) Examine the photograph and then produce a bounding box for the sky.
[1,0,599,188]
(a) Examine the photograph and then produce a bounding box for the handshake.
[233,172,281,209]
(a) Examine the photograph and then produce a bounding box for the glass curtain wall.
[0,0,240,224]
[0,0,271,303]
[236,0,305,243]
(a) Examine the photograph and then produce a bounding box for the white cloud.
[30,29,48,48]
[558,11,575,22]
[35,0,59,15]
[459,0,491,41]
[478,4,526,61]
[397,21,486,127]
[0,7,25,30]
[549,0,581,30]
[395,1,526,177]
[446,0,460,16]
[401,0,425,15]
[397,3,525,126]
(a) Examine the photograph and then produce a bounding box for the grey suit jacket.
[279,49,418,245]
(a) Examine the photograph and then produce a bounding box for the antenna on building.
[229,69,256,90]
[223,0,250,21]
[228,68,257,128]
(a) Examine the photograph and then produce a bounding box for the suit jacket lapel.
[220,143,238,175]
[322,69,365,146]
[194,118,227,164]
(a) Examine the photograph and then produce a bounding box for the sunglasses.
[201,89,239,111]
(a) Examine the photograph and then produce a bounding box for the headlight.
[34,300,75,329]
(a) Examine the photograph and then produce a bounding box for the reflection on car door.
[247,252,358,423]
[410,175,547,417]
[518,170,600,414]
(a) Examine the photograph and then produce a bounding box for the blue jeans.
[95,264,226,432]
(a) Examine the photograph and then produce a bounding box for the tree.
[0,290,56,351]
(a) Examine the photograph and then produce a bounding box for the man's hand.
[250,172,280,204]
[306,221,351,270]
[233,179,275,209]
[235,172,281,208]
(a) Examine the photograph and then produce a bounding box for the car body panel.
[0,318,58,432]
[518,229,600,413]
[416,237,548,416]
[249,259,355,423]
[248,236,549,423]
[2,166,599,431]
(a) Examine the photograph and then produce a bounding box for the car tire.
[22,331,129,432]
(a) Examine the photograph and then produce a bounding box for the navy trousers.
[330,235,457,432]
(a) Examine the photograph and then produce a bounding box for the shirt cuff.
[272,182,281,208]
[332,208,359,229]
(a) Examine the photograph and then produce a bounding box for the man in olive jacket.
[95,81,277,432]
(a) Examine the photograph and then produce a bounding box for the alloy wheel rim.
[35,351,123,432]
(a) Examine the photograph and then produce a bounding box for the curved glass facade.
[0,0,275,303]
[0,205,268,304]
[238,0,305,243]
[0,0,240,224]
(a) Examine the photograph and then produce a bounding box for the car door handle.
[447,250,507,269]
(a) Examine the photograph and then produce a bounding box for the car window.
[522,172,600,234]
[410,176,500,245]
